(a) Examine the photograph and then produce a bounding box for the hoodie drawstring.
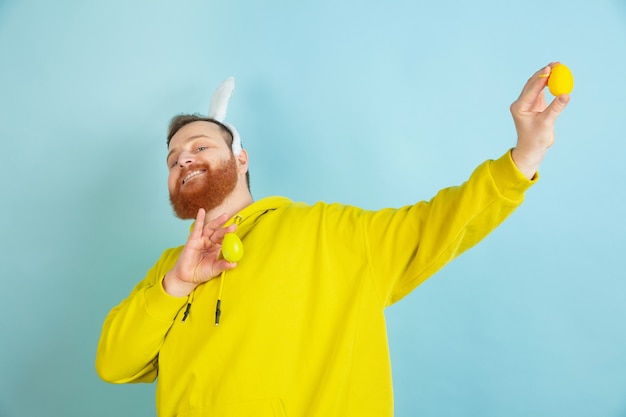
[215,214,243,326]
[214,271,226,325]
[181,290,195,322]
[180,215,243,326]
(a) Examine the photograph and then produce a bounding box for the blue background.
[1,0,625,416]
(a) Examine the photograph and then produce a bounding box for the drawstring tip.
[215,299,222,326]
[182,303,191,322]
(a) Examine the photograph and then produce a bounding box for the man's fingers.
[203,213,229,229]
[213,259,238,274]
[189,208,207,239]
[203,214,236,245]
[206,223,236,243]
[514,65,551,111]
[542,94,570,124]
[190,211,233,248]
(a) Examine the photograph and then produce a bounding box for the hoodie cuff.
[143,276,188,322]
[488,149,538,201]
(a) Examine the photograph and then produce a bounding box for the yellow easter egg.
[222,233,244,263]
[547,63,574,96]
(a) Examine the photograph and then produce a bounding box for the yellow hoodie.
[96,151,535,417]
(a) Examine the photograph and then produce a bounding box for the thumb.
[543,94,570,123]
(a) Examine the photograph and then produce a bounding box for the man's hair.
[167,114,234,147]
[167,114,250,190]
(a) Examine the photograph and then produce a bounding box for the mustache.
[169,156,239,219]
[179,163,210,179]
[179,165,209,185]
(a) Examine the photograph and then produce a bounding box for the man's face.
[167,121,239,219]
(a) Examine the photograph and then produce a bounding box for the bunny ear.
[208,76,243,155]
[225,122,243,156]
[208,76,235,122]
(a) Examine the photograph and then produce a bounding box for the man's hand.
[510,62,571,179]
[163,209,237,297]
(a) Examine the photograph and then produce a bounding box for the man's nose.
[178,151,195,167]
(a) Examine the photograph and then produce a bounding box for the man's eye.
[196,146,207,152]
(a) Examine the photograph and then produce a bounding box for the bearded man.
[96,64,570,417]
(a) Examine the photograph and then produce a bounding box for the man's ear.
[236,149,249,175]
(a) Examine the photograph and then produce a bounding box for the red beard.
[169,155,238,219]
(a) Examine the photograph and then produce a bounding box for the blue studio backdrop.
[1,1,625,416]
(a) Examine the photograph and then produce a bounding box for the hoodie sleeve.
[95,248,188,383]
[362,150,536,306]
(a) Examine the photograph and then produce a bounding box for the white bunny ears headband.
[208,76,243,155]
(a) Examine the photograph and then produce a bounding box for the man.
[96,64,570,417]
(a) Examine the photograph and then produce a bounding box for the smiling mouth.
[182,170,206,184]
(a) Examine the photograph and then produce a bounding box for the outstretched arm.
[510,63,571,179]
